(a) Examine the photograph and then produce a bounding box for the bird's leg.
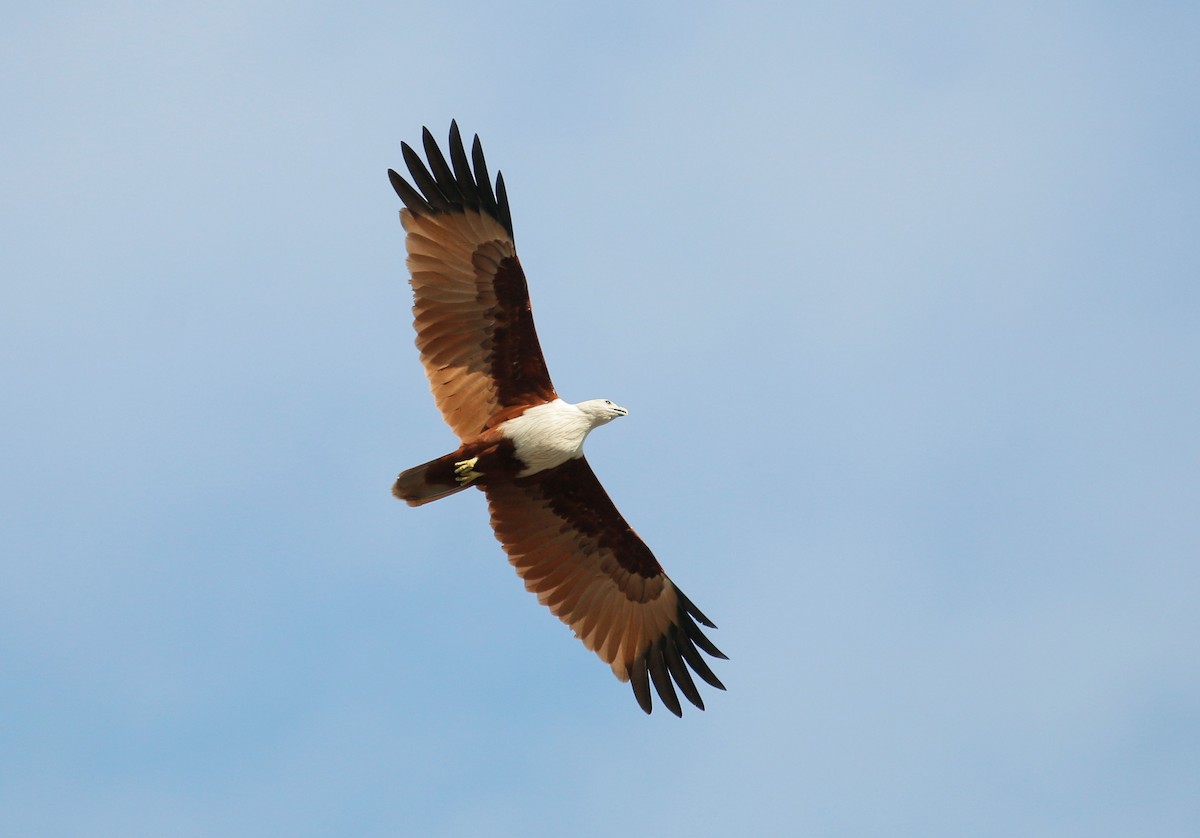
[453,456,483,485]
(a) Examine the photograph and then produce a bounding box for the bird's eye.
[604,400,612,405]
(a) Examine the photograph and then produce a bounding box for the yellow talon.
[454,457,483,484]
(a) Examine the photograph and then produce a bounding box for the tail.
[391,454,472,507]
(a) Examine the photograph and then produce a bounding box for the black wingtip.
[627,583,729,715]
[682,610,727,660]
[388,168,433,215]
[648,640,683,717]
[663,626,705,711]
[630,657,653,715]
[678,587,719,629]
[495,171,513,238]
[447,122,478,207]
[421,125,464,205]
[390,122,514,239]
[678,636,727,692]
[470,133,499,219]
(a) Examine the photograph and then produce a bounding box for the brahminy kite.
[389,122,726,716]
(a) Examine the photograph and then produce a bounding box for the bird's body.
[393,398,627,503]
[388,122,726,715]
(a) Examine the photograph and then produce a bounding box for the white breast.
[501,399,592,477]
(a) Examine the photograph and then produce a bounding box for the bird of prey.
[388,122,726,715]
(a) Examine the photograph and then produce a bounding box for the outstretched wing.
[389,122,557,440]
[484,458,727,716]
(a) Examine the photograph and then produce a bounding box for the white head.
[576,398,629,428]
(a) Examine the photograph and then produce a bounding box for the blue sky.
[3,2,1198,835]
